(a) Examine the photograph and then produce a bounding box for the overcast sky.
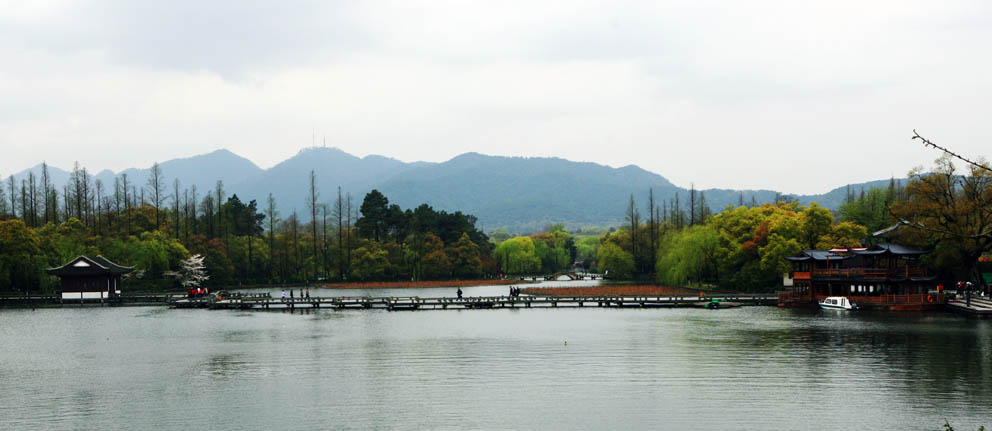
[1,0,989,194]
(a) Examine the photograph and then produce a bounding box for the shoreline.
[521,285,705,297]
[315,279,525,289]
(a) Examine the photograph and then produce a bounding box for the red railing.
[816,293,942,305]
[778,291,811,302]
[778,291,943,305]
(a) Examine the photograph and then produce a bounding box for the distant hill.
[373,153,682,231]
[113,149,263,196]
[8,149,261,202]
[795,179,903,209]
[7,148,907,233]
[229,147,427,211]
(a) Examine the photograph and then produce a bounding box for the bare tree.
[345,192,354,279]
[215,181,224,241]
[307,170,319,281]
[147,162,164,230]
[63,184,70,222]
[0,173,7,218]
[7,175,16,219]
[333,187,344,279]
[626,194,640,272]
[121,173,130,236]
[94,179,104,234]
[27,171,38,227]
[81,167,92,227]
[172,178,181,238]
[914,129,991,174]
[20,180,27,225]
[40,163,52,224]
[321,202,329,280]
[189,184,198,236]
[689,183,696,227]
[200,194,215,238]
[648,188,657,272]
[266,193,279,281]
[291,209,301,280]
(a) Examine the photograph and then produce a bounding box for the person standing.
[281,289,286,301]
[457,287,463,299]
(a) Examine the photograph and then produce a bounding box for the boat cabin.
[779,243,939,310]
[46,255,133,300]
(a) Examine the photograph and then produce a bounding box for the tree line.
[585,153,991,292]
[0,162,496,292]
[3,145,988,293]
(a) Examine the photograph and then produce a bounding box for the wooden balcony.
[809,267,928,279]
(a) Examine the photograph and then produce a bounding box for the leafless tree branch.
[913,129,992,173]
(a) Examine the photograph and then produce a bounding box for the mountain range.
[7,148,901,233]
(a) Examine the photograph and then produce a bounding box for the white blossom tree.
[166,254,209,288]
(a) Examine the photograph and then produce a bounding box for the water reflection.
[0,306,988,430]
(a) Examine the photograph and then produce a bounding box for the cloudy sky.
[1,0,989,194]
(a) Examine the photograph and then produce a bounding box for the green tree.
[798,202,833,250]
[575,236,600,266]
[838,187,894,235]
[350,240,391,281]
[597,241,634,279]
[0,219,42,291]
[421,233,451,279]
[356,190,390,242]
[891,155,992,288]
[656,225,722,286]
[449,233,482,279]
[493,236,541,275]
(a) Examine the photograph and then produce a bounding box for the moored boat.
[819,296,857,311]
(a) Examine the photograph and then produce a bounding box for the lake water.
[1,286,989,430]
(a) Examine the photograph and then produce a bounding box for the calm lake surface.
[1,285,989,430]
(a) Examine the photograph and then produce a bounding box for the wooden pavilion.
[778,243,941,310]
[46,256,133,300]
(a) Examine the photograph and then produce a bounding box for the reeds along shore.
[316,279,520,289]
[520,285,702,297]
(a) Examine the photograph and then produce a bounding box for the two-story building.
[778,243,941,310]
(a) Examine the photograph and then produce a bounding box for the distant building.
[778,243,940,310]
[46,256,133,300]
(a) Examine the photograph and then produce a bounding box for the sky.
[1,0,990,194]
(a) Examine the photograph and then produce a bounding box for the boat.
[694,298,742,309]
[819,296,857,311]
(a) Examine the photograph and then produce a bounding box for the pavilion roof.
[850,243,930,256]
[785,250,852,262]
[45,255,133,276]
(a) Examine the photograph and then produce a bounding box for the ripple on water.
[0,306,990,430]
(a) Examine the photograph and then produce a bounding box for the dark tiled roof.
[46,255,133,276]
[850,243,930,256]
[90,255,134,274]
[803,250,852,261]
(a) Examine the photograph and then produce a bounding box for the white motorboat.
[819,296,858,311]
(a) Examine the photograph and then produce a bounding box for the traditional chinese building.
[778,243,941,310]
[46,255,133,300]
